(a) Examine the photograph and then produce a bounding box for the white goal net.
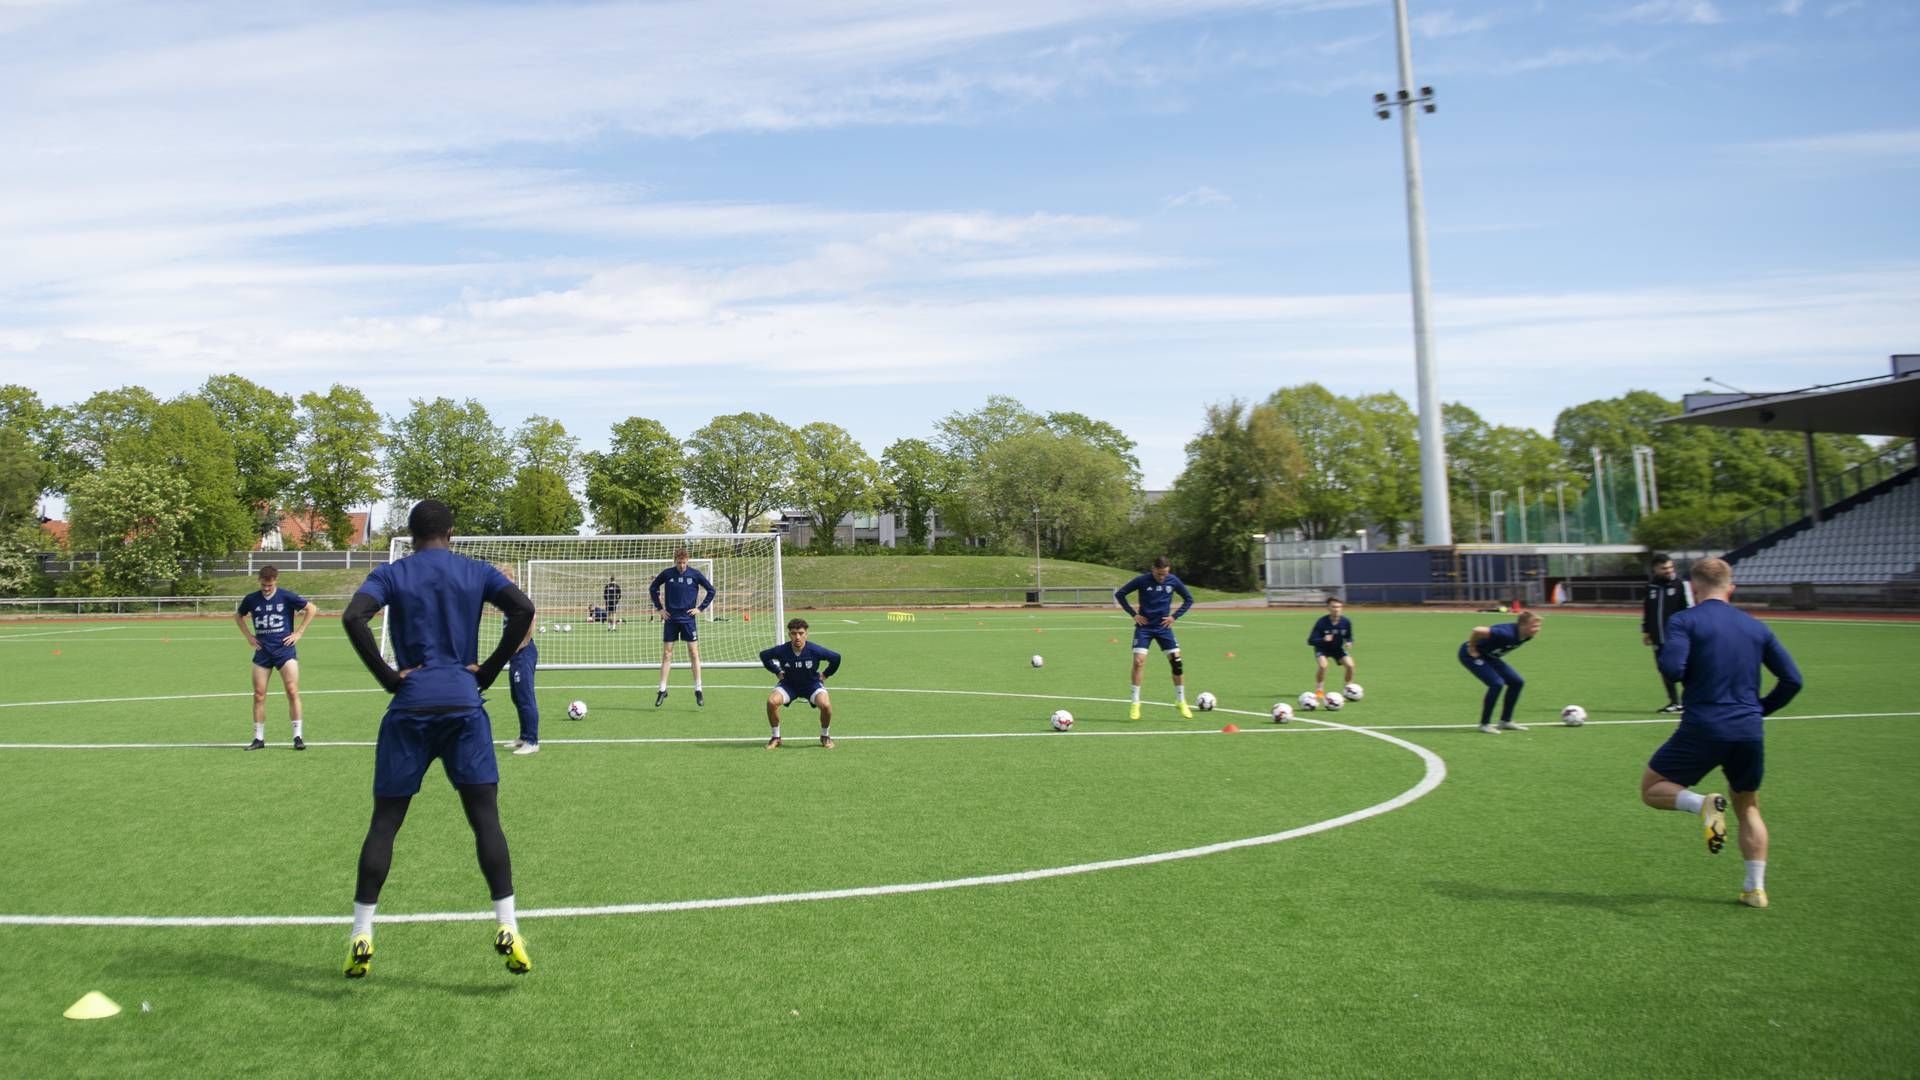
[379,534,784,669]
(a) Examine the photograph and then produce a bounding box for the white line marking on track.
[0,697,1445,927]
[0,626,129,641]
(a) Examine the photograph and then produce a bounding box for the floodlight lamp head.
[1424,103,1436,113]
[1376,109,1391,120]
[1396,89,1409,101]
[1373,92,1388,104]
[1421,85,1433,97]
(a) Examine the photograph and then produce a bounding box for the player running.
[1642,553,1692,714]
[1114,556,1195,721]
[234,565,318,751]
[758,617,840,749]
[650,548,716,707]
[339,500,538,978]
[1460,610,1541,733]
[1640,557,1801,908]
[1307,596,1355,704]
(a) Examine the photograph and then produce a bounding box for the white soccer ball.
[1324,691,1346,711]
[1050,709,1074,732]
[1561,705,1587,727]
[561,623,573,633]
[1195,692,1217,711]
[1297,691,1319,711]
[566,700,588,721]
[1031,655,1044,668]
[1343,683,1364,701]
[1271,702,1293,724]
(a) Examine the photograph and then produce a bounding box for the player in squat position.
[650,548,716,708]
[235,565,318,751]
[339,500,538,978]
[1114,556,1196,721]
[758,618,840,749]
[1640,557,1801,908]
[1460,610,1541,733]
[1307,596,1355,704]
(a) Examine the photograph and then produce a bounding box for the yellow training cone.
[64,991,122,1020]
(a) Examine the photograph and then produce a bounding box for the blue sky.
[4,0,1916,496]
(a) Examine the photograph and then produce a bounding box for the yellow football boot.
[343,933,372,979]
[496,925,532,974]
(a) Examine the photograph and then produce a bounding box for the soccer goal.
[379,534,784,669]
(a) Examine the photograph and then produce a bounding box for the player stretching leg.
[340,500,539,977]
[1307,596,1355,703]
[650,548,716,708]
[1114,556,1195,721]
[758,618,841,749]
[235,566,318,751]
[1460,611,1541,733]
[1639,558,1801,907]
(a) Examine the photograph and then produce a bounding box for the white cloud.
[1744,129,1920,158]
[1773,0,1805,13]
[1414,10,1495,37]
[1165,186,1235,209]
[1612,0,1724,25]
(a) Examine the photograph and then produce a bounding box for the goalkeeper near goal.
[650,548,716,708]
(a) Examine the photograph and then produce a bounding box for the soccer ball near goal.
[566,700,588,721]
[1343,683,1364,701]
[1296,691,1319,712]
[1031,655,1044,668]
[1324,691,1345,711]
[1271,702,1293,724]
[1050,709,1074,732]
[1561,705,1587,727]
[1195,691,1217,711]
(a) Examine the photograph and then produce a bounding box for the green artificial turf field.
[2,607,1916,1078]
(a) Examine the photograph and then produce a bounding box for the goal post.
[379,534,784,669]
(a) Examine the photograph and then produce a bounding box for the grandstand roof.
[1664,365,1920,439]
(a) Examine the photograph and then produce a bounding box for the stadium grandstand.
[1664,355,1920,604]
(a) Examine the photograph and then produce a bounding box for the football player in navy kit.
[1114,556,1196,721]
[235,565,318,750]
[650,548,717,707]
[758,618,841,748]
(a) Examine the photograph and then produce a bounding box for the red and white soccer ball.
[1050,709,1074,732]
[1343,683,1364,701]
[1271,702,1294,724]
[1324,691,1345,711]
[1195,692,1217,711]
[1296,691,1319,712]
[1561,705,1587,727]
[566,700,588,720]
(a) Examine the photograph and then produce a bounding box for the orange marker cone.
[1221,724,1240,734]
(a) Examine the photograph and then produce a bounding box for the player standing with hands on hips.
[650,548,716,707]
[235,565,318,751]
[1639,557,1801,908]
[1642,553,1692,714]
[338,500,539,978]
[1114,556,1195,721]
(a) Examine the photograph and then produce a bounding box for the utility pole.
[1375,0,1450,547]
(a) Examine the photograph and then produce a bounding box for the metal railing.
[0,594,360,618]
[1703,440,1916,556]
[33,549,390,577]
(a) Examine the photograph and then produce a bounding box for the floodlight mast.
[1375,0,1451,546]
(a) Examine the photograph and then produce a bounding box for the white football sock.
[1673,790,1705,815]
[253,722,265,741]
[291,719,303,737]
[1130,685,1141,703]
[820,726,830,738]
[658,678,669,692]
[494,895,517,932]
[694,679,703,690]
[771,725,781,739]
[1744,860,1766,892]
[352,902,376,937]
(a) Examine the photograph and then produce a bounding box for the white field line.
[0,707,1445,927]
[0,626,129,641]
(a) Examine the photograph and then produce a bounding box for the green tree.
[1163,399,1305,589]
[963,430,1135,558]
[1264,384,1365,538]
[296,385,384,547]
[0,424,46,537]
[880,438,953,549]
[387,398,513,534]
[1044,410,1142,484]
[792,422,883,552]
[195,375,301,537]
[684,413,798,533]
[111,398,253,563]
[933,395,1043,467]
[501,415,582,535]
[1348,392,1421,545]
[67,462,193,593]
[50,386,161,488]
[582,417,683,534]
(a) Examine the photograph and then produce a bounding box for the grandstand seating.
[1731,473,1920,584]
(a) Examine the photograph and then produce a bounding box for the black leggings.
[354,784,514,905]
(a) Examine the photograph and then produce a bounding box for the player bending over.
[1114,556,1195,721]
[1307,596,1355,703]
[1460,610,1541,733]
[650,548,716,708]
[235,565,318,751]
[758,618,840,749]
[339,499,538,978]
[1639,557,1801,908]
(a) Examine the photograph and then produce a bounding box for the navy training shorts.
[373,707,500,797]
[662,613,699,643]
[1131,625,1179,653]
[1649,723,1764,792]
[252,644,297,670]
